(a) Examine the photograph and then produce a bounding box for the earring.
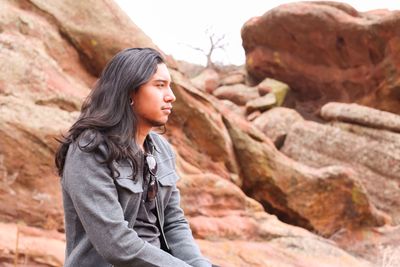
[130,98,134,106]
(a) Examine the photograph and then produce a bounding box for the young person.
[55,48,213,266]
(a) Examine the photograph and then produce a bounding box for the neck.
[136,125,152,152]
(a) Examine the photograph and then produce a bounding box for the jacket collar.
[144,132,160,155]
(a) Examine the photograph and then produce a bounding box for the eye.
[156,82,164,88]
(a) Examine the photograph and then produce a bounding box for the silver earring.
[130,98,134,106]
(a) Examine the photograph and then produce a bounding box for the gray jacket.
[61,132,211,267]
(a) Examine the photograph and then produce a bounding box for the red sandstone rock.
[190,68,220,93]
[242,2,400,118]
[220,72,246,86]
[224,113,385,237]
[330,225,400,266]
[168,70,240,182]
[0,0,394,266]
[321,102,400,133]
[198,238,373,267]
[26,0,158,76]
[0,95,77,228]
[252,107,304,148]
[281,119,400,225]
[213,84,259,105]
[0,222,65,266]
[245,92,276,113]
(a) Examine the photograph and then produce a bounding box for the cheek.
[132,88,163,114]
[134,102,159,117]
[134,103,148,115]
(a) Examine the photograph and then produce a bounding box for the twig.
[14,223,20,267]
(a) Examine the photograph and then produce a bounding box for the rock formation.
[242,2,400,119]
[1,0,399,266]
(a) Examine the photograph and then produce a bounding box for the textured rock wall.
[0,0,397,266]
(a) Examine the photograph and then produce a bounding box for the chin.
[144,116,170,128]
[150,120,168,127]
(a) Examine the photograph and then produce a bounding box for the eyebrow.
[152,79,170,83]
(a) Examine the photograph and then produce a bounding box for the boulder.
[245,92,276,114]
[176,60,204,78]
[168,70,240,182]
[246,110,261,121]
[190,68,220,93]
[331,225,400,266]
[0,27,90,101]
[26,0,158,75]
[329,121,400,145]
[219,99,246,117]
[0,222,65,266]
[257,78,290,106]
[213,84,259,105]
[0,218,373,267]
[220,72,246,85]
[0,0,96,90]
[321,102,400,133]
[223,114,384,236]
[242,2,400,117]
[0,95,77,228]
[252,107,304,148]
[281,120,400,224]
[177,166,374,267]
[198,236,373,267]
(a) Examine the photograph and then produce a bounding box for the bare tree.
[186,27,228,68]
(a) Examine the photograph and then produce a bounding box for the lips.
[162,106,172,111]
[162,106,172,114]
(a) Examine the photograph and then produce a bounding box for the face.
[131,63,175,131]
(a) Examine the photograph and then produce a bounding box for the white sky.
[115,0,400,66]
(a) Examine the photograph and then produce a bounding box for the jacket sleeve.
[62,142,192,267]
[162,145,212,267]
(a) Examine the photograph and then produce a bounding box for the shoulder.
[66,130,108,164]
[76,129,102,147]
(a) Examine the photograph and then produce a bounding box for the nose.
[164,87,176,103]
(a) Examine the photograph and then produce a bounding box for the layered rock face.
[0,1,398,267]
[242,2,400,118]
[281,103,400,225]
[255,102,400,264]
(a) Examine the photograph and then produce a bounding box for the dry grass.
[14,224,20,267]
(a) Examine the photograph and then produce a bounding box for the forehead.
[150,63,171,82]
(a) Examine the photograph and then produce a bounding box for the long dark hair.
[55,47,165,178]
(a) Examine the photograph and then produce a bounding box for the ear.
[129,91,136,105]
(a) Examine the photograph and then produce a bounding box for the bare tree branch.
[182,26,228,68]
